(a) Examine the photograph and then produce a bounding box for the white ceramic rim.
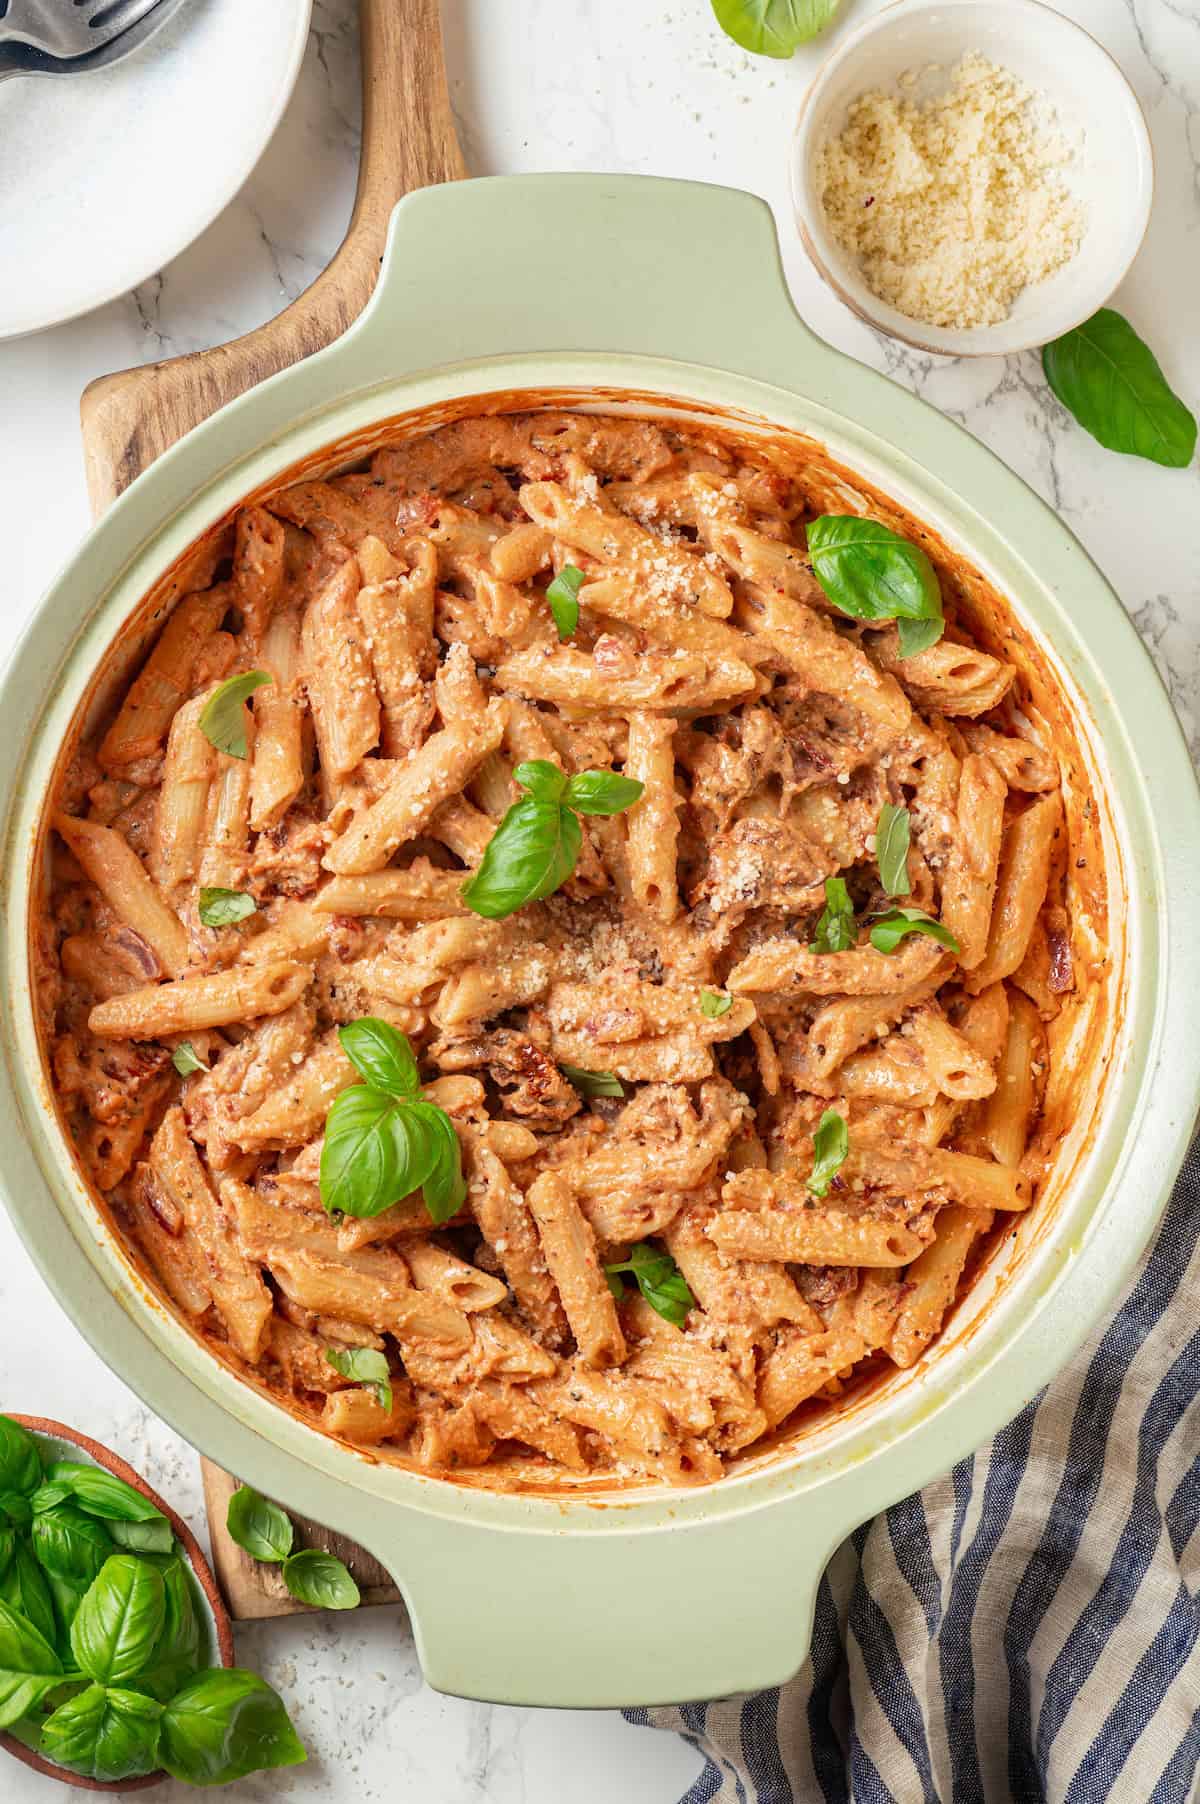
[790,0,1155,357]
[3,348,1189,1536]
[0,0,313,341]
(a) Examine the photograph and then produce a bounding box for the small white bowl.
[792,0,1154,356]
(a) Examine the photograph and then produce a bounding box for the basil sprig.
[711,0,840,57]
[806,515,944,658]
[700,989,733,1019]
[41,1682,164,1784]
[198,886,256,928]
[172,1042,206,1078]
[562,1064,625,1100]
[869,907,960,955]
[545,563,585,640]
[876,803,912,898]
[808,1109,849,1198]
[810,876,857,953]
[1043,309,1196,469]
[605,1244,696,1327]
[225,1486,358,1610]
[159,1668,306,1786]
[462,761,644,920]
[225,1487,293,1565]
[0,1416,305,1784]
[324,1346,393,1414]
[198,671,271,759]
[319,1018,466,1224]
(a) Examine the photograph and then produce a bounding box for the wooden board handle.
[80,0,465,515]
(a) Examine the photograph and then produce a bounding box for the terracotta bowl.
[0,1416,234,1793]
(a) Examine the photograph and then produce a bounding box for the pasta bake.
[35,407,1101,1489]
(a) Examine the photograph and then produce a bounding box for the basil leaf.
[324,1347,393,1414]
[198,670,271,759]
[512,760,567,803]
[461,795,582,920]
[319,1087,407,1218]
[699,989,733,1019]
[0,1416,41,1497]
[46,1570,88,1650]
[41,1682,163,1784]
[171,1040,206,1077]
[0,1492,31,1528]
[31,1508,113,1593]
[70,1555,165,1686]
[160,1667,306,1786]
[0,1670,63,1734]
[46,1463,166,1526]
[545,565,584,640]
[807,515,944,652]
[1042,309,1196,469]
[604,1244,695,1327]
[869,907,960,955]
[282,1550,360,1611]
[563,770,645,816]
[107,1516,175,1556]
[809,876,857,953]
[409,1099,467,1226]
[138,1558,204,1702]
[876,803,912,898]
[338,1017,420,1098]
[896,616,945,659]
[0,1596,62,1732]
[197,886,256,928]
[711,0,840,56]
[0,1543,57,1650]
[31,1483,72,1515]
[0,1528,15,1584]
[225,1487,293,1565]
[319,1086,465,1223]
[561,1064,625,1100]
[808,1109,849,1199]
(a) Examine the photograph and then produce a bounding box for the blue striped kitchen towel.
[627,1138,1200,1802]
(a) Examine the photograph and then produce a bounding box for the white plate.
[0,0,312,340]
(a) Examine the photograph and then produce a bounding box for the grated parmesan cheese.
[815,52,1086,330]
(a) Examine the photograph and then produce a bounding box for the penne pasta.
[39,407,1093,1491]
[55,814,189,978]
[526,1172,626,1370]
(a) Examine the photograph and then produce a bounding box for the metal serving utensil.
[0,0,166,57]
[0,0,185,80]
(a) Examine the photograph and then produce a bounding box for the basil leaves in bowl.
[0,1414,305,1791]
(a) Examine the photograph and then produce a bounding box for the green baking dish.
[1,176,1197,1707]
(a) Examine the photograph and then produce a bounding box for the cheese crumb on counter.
[816,52,1086,330]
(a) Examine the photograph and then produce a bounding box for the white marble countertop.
[1,0,1196,1797]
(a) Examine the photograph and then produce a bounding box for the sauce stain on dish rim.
[24,384,1124,1502]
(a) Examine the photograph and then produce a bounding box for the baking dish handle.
[345,173,831,388]
[362,1488,849,1708]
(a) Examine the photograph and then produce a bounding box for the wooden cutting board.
[80,0,464,1619]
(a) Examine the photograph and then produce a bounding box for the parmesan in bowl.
[791,0,1153,358]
